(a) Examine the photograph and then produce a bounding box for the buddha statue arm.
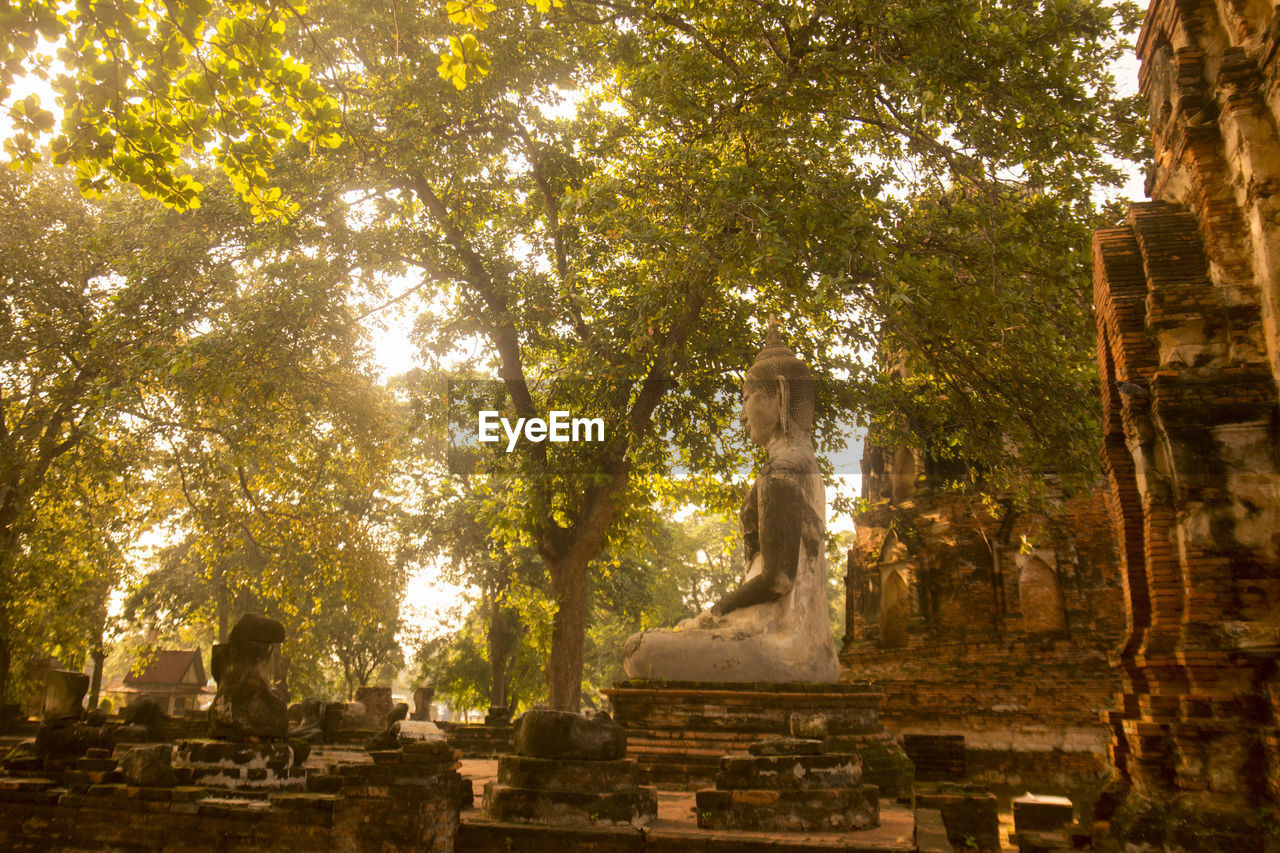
[710,473,805,616]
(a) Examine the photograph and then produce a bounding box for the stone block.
[1013,793,1074,833]
[354,686,393,729]
[411,686,434,721]
[715,752,862,790]
[456,821,643,853]
[172,740,301,791]
[42,671,89,721]
[120,745,176,788]
[34,719,113,763]
[227,613,286,644]
[747,736,823,756]
[789,712,829,738]
[916,788,1000,853]
[695,784,879,831]
[514,709,626,760]
[496,755,640,794]
[482,782,657,827]
[396,719,446,744]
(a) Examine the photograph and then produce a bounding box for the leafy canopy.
[2,0,342,218]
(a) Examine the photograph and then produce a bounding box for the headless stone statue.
[621,320,839,682]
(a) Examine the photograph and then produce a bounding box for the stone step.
[695,785,880,832]
[497,755,640,793]
[457,814,913,852]
[716,753,862,790]
[483,782,659,827]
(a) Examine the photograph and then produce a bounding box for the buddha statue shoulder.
[621,320,839,683]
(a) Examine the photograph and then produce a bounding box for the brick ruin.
[845,453,1127,795]
[1089,0,1280,846]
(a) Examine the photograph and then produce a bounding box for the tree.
[416,508,742,711]
[395,367,548,712]
[0,165,244,702]
[283,0,1140,709]
[2,0,342,217]
[8,0,1141,709]
[123,248,409,700]
[1,162,405,703]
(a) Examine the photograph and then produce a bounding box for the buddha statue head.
[741,318,815,447]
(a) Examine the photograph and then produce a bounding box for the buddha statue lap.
[621,321,839,683]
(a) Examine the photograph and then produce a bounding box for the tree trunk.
[87,643,105,710]
[488,594,512,710]
[217,580,230,644]
[0,628,10,707]
[545,551,591,711]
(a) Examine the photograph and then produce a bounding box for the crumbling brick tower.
[1091,0,1280,847]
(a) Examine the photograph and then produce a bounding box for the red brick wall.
[1089,0,1280,842]
[843,486,1126,794]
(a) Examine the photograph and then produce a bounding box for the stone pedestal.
[482,710,657,828]
[438,721,514,758]
[209,615,287,740]
[42,671,88,721]
[354,686,393,730]
[915,787,1001,853]
[604,679,914,795]
[411,686,434,721]
[696,737,879,831]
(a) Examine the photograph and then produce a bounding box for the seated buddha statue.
[621,320,839,683]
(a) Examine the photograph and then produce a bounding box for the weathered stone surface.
[396,720,446,744]
[716,753,861,790]
[209,640,286,739]
[286,697,324,742]
[697,727,879,832]
[622,321,839,683]
[483,782,657,827]
[497,756,640,794]
[437,721,514,759]
[172,739,302,791]
[33,720,113,764]
[120,745,177,788]
[484,704,512,725]
[209,616,287,741]
[227,613,285,645]
[354,686,392,729]
[1012,793,1073,834]
[41,671,88,721]
[604,680,914,794]
[514,709,626,760]
[387,701,409,726]
[845,480,1124,793]
[789,712,828,739]
[916,788,1000,853]
[1090,10,1280,835]
[0,750,462,851]
[695,785,879,832]
[747,736,822,756]
[366,717,442,752]
[411,686,434,721]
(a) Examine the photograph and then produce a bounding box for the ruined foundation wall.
[843,485,1127,794]
[0,747,462,853]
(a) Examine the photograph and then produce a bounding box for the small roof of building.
[123,649,206,687]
